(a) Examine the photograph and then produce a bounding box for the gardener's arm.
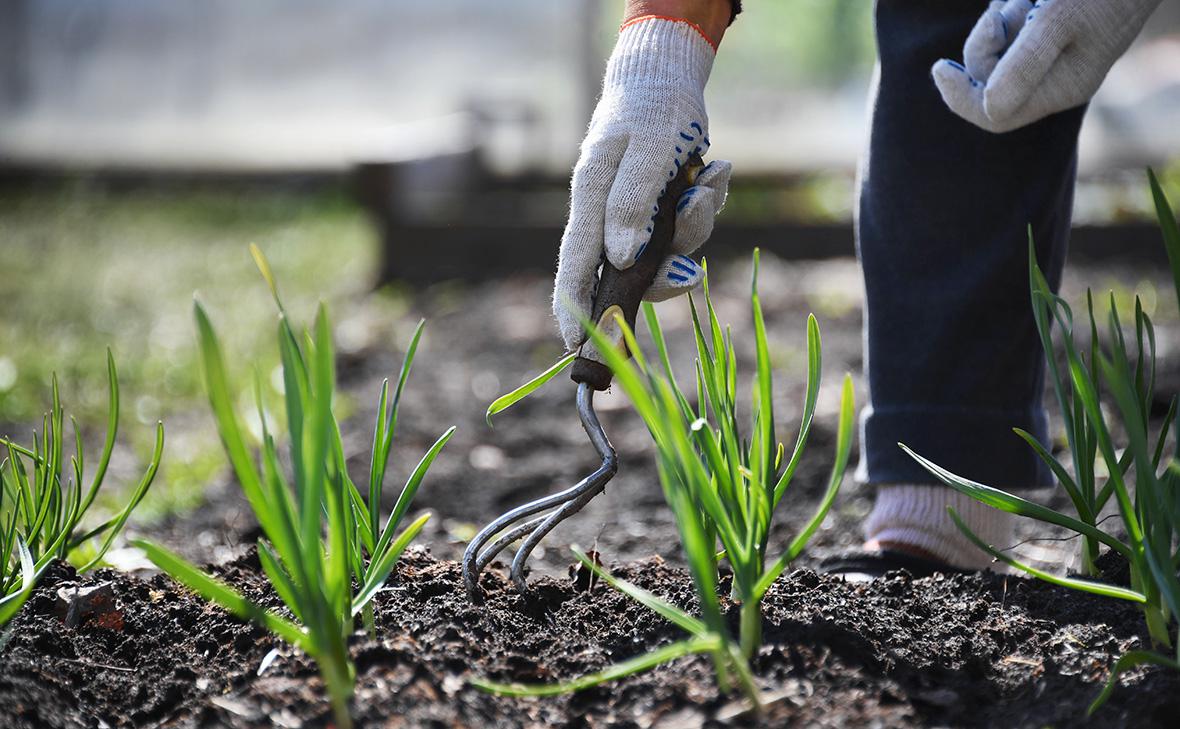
[625,0,735,45]
[552,0,738,351]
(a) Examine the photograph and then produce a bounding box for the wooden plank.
[375,221,1170,283]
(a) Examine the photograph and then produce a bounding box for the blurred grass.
[0,180,379,518]
[715,0,875,88]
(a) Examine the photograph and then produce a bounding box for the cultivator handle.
[571,152,706,391]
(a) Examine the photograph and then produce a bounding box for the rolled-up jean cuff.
[855,405,1051,490]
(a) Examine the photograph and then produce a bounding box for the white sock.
[864,484,1014,571]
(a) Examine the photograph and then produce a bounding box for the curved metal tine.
[463,476,599,598]
[463,383,617,599]
[465,459,613,596]
[509,462,612,591]
[474,514,548,571]
[510,383,618,591]
[574,383,615,466]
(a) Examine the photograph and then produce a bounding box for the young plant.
[1,352,163,617]
[902,169,1180,713]
[134,247,453,729]
[477,251,855,704]
[0,539,36,638]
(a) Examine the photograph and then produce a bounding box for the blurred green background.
[1,0,1177,535]
[0,184,387,518]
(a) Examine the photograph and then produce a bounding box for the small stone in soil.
[54,582,118,629]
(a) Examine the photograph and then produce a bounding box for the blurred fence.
[0,0,599,174]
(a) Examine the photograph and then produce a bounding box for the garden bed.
[4,255,1180,727]
[3,546,1178,728]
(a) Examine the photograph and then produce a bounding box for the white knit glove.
[932,0,1162,134]
[553,16,733,351]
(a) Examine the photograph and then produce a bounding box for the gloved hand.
[932,0,1162,134]
[553,16,733,351]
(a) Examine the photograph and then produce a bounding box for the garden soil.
[4,256,1180,727]
[3,548,1178,728]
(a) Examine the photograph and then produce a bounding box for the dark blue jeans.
[855,0,1087,490]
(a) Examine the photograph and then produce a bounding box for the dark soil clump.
[2,547,1177,728]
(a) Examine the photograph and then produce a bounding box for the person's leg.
[855,0,1086,568]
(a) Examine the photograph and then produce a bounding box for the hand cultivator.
[463,153,707,600]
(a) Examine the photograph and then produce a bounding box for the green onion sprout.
[904,170,1180,712]
[135,246,453,729]
[476,250,855,707]
[1,351,163,625]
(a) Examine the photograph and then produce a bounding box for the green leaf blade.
[134,539,307,648]
[485,353,576,427]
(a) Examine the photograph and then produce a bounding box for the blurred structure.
[0,0,598,175]
[1,0,1178,280]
